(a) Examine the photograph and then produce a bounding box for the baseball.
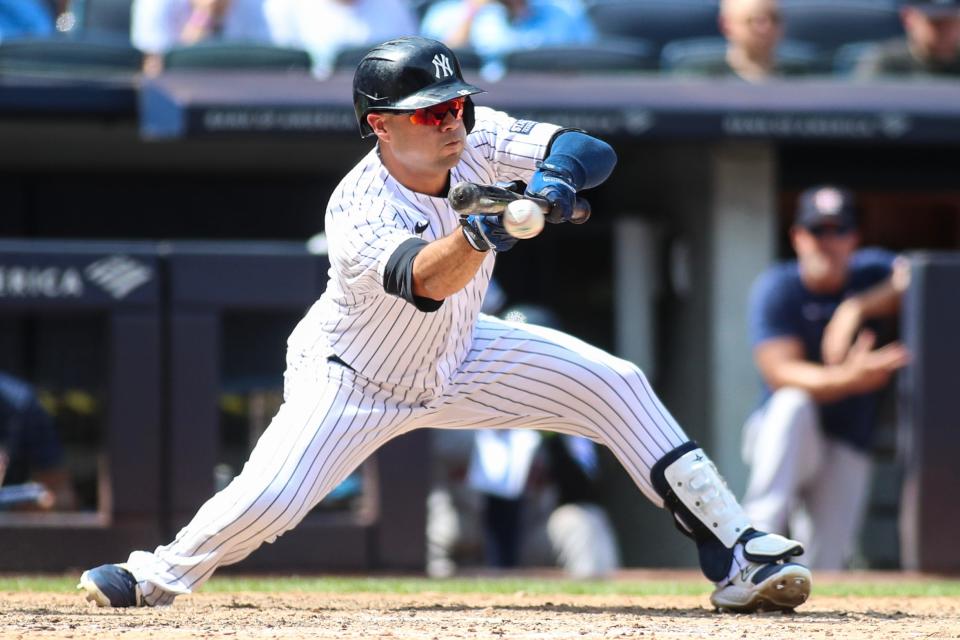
[503,199,545,239]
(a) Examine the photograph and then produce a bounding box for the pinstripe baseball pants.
[126,316,690,605]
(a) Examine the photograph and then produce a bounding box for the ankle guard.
[651,441,752,582]
[741,530,804,563]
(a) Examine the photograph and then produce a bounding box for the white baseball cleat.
[710,535,812,613]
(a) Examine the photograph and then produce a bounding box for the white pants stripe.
[130,316,690,605]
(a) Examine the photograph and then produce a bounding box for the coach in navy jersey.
[78,36,811,613]
[741,185,910,570]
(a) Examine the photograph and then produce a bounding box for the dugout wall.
[0,241,429,572]
[0,241,163,571]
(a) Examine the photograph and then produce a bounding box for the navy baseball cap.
[795,186,857,232]
[904,0,960,16]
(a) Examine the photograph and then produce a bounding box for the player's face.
[792,225,859,290]
[371,100,467,191]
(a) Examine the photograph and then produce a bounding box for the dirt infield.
[3,588,958,640]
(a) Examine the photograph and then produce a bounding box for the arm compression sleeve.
[383,237,444,312]
[543,130,618,190]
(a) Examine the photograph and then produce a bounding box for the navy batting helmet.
[352,36,485,138]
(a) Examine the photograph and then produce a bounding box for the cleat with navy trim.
[77,564,145,608]
[710,538,812,613]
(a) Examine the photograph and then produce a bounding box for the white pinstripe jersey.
[292,106,562,394]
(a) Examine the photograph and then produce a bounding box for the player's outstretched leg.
[651,442,811,613]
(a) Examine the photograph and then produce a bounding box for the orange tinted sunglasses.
[406,97,466,126]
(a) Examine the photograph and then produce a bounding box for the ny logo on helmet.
[432,53,453,79]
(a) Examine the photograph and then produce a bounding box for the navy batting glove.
[460,215,519,253]
[526,163,577,224]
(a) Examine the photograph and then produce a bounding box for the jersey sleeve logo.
[509,120,536,135]
[432,54,453,79]
[415,220,429,234]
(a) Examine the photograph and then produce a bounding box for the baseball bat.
[449,182,591,224]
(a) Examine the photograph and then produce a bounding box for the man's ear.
[718,14,730,37]
[789,225,808,253]
[367,113,390,139]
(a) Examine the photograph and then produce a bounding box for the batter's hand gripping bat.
[449,181,591,224]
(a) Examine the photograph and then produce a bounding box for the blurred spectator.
[134,0,416,76]
[0,371,77,511]
[420,0,594,75]
[718,0,782,80]
[0,0,55,40]
[265,0,417,77]
[673,0,819,81]
[855,0,960,78]
[132,0,276,74]
[740,186,910,569]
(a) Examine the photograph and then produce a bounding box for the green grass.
[4,575,960,598]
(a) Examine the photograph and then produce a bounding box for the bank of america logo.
[85,255,153,300]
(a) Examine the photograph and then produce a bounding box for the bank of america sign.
[0,255,153,300]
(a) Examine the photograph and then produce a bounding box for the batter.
[78,36,811,613]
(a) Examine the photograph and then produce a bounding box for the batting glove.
[460,214,518,253]
[526,163,577,224]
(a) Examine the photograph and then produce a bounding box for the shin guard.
[650,442,752,582]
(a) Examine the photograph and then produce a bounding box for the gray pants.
[741,388,872,570]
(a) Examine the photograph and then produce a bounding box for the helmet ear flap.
[359,111,375,138]
[464,96,476,134]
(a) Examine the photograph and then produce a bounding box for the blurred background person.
[0,0,55,40]
[134,0,417,77]
[681,0,824,81]
[420,0,595,77]
[718,0,784,81]
[740,186,910,570]
[673,0,815,81]
[265,0,417,77]
[855,0,960,78]
[0,371,77,511]
[132,0,276,74]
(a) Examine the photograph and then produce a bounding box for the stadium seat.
[0,37,141,76]
[163,42,313,72]
[661,36,826,74]
[780,0,903,54]
[586,0,720,54]
[832,41,884,75]
[504,41,657,73]
[74,0,133,42]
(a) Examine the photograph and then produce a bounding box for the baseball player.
[741,186,910,569]
[78,36,811,613]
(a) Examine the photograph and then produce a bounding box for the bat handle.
[525,195,591,224]
[571,197,591,224]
